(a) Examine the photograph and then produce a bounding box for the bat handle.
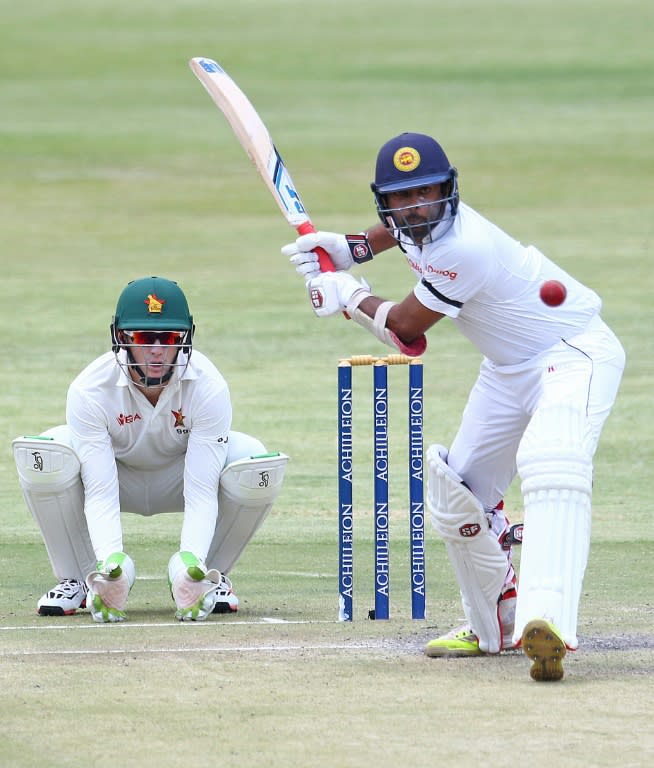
[296,221,335,272]
[296,221,350,319]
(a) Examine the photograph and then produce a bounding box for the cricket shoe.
[424,625,489,657]
[424,580,517,657]
[424,620,518,657]
[211,574,239,614]
[37,578,88,616]
[521,619,567,682]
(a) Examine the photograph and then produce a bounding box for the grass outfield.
[1,1,653,766]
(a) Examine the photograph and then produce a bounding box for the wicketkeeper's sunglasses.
[122,330,186,346]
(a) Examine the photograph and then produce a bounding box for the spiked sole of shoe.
[38,606,76,616]
[522,619,566,681]
[212,602,238,614]
[424,646,484,658]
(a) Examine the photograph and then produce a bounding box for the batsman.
[13,276,288,622]
[283,132,625,681]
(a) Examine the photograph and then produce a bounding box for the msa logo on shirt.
[117,412,142,426]
[172,409,190,435]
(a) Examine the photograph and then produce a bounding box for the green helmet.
[113,276,193,331]
[111,277,194,388]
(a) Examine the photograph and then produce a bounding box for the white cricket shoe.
[37,578,88,616]
[212,574,239,614]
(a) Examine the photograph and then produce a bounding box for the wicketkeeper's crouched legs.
[205,432,289,574]
[427,444,514,654]
[14,427,289,621]
[13,427,96,583]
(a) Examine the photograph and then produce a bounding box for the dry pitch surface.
[2,614,653,768]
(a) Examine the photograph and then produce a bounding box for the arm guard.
[345,298,427,357]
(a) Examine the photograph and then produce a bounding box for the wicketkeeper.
[13,276,288,622]
[283,132,625,681]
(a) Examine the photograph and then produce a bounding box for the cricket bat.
[189,57,335,272]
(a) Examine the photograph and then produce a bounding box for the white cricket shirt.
[408,203,602,366]
[66,349,231,557]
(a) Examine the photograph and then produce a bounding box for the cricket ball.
[540,280,567,307]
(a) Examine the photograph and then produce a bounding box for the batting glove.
[307,271,372,317]
[282,231,373,281]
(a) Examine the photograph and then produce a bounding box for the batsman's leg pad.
[86,552,135,623]
[206,452,289,574]
[427,444,509,653]
[514,405,594,649]
[12,434,96,581]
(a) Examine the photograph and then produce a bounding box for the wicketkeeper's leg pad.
[513,404,594,649]
[206,452,289,574]
[427,444,510,653]
[12,434,96,581]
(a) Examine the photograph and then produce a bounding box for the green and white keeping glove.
[168,551,222,622]
[86,552,135,623]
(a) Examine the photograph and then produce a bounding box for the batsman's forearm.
[357,295,387,319]
[356,295,429,345]
[347,296,427,357]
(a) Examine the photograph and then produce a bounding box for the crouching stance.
[13,276,288,622]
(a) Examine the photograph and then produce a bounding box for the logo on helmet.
[144,293,165,314]
[393,147,421,173]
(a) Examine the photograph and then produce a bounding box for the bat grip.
[296,220,349,319]
[296,221,335,272]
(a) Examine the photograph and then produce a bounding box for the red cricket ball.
[540,280,567,307]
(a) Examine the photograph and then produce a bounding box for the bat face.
[266,147,312,227]
[190,57,335,272]
[190,57,310,227]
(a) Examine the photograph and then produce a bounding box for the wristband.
[345,234,374,264]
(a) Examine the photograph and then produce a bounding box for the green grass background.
[1,1,653,766]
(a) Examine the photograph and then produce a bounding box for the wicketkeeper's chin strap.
[126,349,175,388]
[345,296,427,357]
